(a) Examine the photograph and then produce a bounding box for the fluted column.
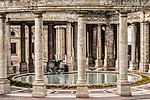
[139,22,149,72]
[129,24,138,70]
[76,15,88,98]
[86,26,93,66]
[0,13,11,94]
[104,25,115,69]
[20,23,27,73]
[108,25,115,68]
[66,22,73,71]
[28,25,34,73]
[95,24,103,68]
[115,24,119,70]
[117,12,131,96]
[32,12,46,97]
[47,24,54,70]
[72,23,78,70]
[55,26,65,60]
[104,25,108,69]
[6,19,13,75]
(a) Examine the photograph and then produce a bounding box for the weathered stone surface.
[32,12,46,97]
[1,0,149,7]
[117,81,131,96]
[76,16,88,98]
[0,13,11,94]
[117,12,131,96]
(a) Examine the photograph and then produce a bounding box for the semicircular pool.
[14,72,140,85]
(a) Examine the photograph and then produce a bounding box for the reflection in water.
[15,73,139,85]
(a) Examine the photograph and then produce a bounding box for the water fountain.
[46,60,64,73]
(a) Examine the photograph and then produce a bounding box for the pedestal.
[0,79,11,94]
[29,65,35,73]
[129,61,138,70]
[95,59,103,68]
[20,61,27,73]
[76,84,89,98]
[139,63,149,72]
[32,81,47,97]
[86,57,93,66]
[117,81,131,96]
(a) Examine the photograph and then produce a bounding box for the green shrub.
[7,74,150,89]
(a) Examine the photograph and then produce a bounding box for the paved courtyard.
[1,83,150,100]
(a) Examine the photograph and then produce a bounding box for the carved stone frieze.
[128,12,142,23]
[109,15,119,24]
[0,0,149,9]
[44,12,77,21]
[144,12,150,22]
[7,12,77,22]
[84,15,106,24]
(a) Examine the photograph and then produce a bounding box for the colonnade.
[1,10,150,97]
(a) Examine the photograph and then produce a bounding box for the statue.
[47,60,64,73]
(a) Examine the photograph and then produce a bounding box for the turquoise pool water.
[14,73,140,85]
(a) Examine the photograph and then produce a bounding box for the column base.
[95,59,103,68]
[139,62,149,72]
[129,61,138,70]
[109,59,115,67]
[72,60,77,71]
[67,63,73,72]
[117,81,131,96]
[0,79,11,94]
[28,64,35,73]
[7,65,14,76]
[32,81,47,97]
[86,57,93,67]
[76,84,89,98]
[115,60,119,71]
[20,62,27,73]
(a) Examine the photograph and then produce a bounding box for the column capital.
[34,11,43,18]
[119,12,127,17]
[67,22,72,27]
[97,24,102,26]
[77,14,85,22]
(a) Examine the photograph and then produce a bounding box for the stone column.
[76,15,88,98]
[55,26,65,61]
[104,25,108,69]
[95,24,103,68]
[28,25,34,73]
[6,19,13,75]
[66,22,73,71]
[117,12,131,96]
[0,13,11,94]
[115,24,119,70]
[129,24,138,70]
[32,12,46,97]
[108,25,115,68]
[86,26,93,66]
[72,23,78,70]
[20,23,27,73]
[139,22,149,72]
[92,27,97,59]
[47,24,54,69]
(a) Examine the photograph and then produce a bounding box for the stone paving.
[1,83,150,100]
